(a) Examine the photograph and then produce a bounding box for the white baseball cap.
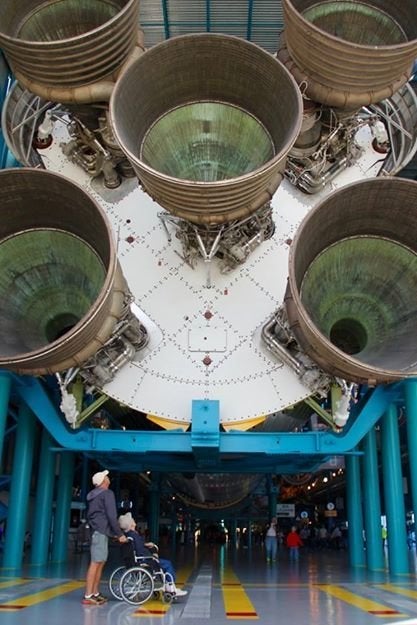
[92,470,109,486]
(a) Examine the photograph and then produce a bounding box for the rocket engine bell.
[0,0,144,189]
[279,0,417,109]
[0,169,146,384]
[278,0,417,193]
[281,178,417,385]
[110,33,302,226]
[110,33,302,271]
[0,0,141,97]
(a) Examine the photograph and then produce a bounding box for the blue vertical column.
[267,476,277,518]
[345,453,366,567]
[170,512,177,551]
[361,428,384,570]
[51,452,75,562]
[230,519,237,548]
[30,429,56,566]
[2,403,37,570]
[0,373,11,469]
[80,456,89,514]
[148,473,160,543]
[405,379,417,532]
[381,404,408,575]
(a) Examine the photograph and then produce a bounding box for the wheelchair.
[109,539,176,605]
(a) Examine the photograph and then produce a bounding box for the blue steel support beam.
[0,373,11,469]
[247,0,254,40]
[83,455,334,475]
[2,403,37,570]
[191,400,219,468]
[170,511,177,550]
[51,451,75,563]
[30,429,56,567]
[206,0,211,32]
[404,379,417,532]
[267,475,277,518]
[381,404,409,576]
[148,473,161,543]
[346,453,366,568]
[14,377,400,457]
[361,427,384,571]
[161,0,170,39]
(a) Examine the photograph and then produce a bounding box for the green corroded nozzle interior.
[0,168,125,375]
[286,177,417,383]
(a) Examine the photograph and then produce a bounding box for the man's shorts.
[90,530,108,562]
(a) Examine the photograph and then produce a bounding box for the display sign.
[276,503,295,517]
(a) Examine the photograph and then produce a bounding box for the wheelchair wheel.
[109,565,126,600]
[120,566,154,605]
[162,591,174,604]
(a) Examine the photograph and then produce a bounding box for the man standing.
[83,470,127,605]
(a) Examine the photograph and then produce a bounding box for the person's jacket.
[124,529,153,558]
[286,531,303,548]
[86,487,122,537]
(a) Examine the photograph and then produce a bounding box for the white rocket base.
[40,123,382,428]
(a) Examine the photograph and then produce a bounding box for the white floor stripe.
[181,565,212,619]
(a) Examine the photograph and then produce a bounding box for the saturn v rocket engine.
[262,177,417,412]
[0,168,148,421]
[261,1,417,406]
[0,0,144,188]
[110,34,303,272]
[277,0,417,193]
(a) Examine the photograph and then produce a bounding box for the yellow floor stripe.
[377,583,417,600]
[175,563,194,586]
[127,563,194,617]
[132,597,171,618]
[0,578,27,590]
[317,584,407,618]
[121,564,194,618]
[221,567,258,620]
[0,580,84,611]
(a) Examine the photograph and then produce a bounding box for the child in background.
[286,526,303,560]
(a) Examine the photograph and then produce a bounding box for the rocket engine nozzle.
[279,0,417,109]
[286,177,417,384]
[0,0,141,100]
[0,168,131,376]
[110,33,303,225]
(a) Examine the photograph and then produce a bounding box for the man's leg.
[85,561,103,596]
[92,561,106,595]
[84,531,108,602]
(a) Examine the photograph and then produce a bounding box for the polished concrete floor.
[1,543,417,625]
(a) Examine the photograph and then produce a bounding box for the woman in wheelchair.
[118,512,187,597]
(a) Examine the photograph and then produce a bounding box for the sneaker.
[82,596,101,605]
[174,588,188,597]
[94,593,108,603]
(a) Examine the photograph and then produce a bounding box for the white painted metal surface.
[40,122,382,427]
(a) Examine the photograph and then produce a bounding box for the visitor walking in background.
[264,516,278,562]
[286,526,303,560]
